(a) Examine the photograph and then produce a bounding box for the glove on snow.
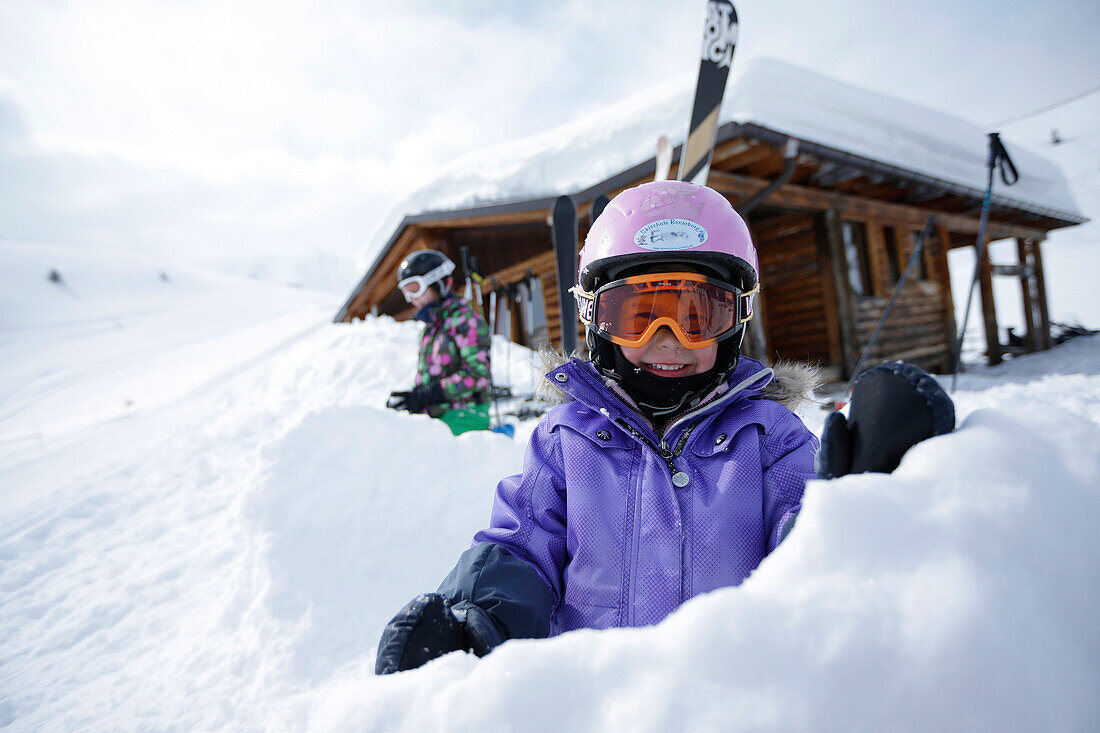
[375,593,506,674]
[386,391,411,411]
[816,361,955,478]
[386,383,445,414]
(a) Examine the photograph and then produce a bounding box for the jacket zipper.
[615,418,698,480]
[659,367,774,442]
[616,417,699,625]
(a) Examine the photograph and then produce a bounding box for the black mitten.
[375,593,505,674]
[386,390,412,411]
[816,361,955,478]
[410,383,446,414]
[386,384,444,414]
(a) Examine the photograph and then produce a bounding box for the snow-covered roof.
[362,58,1085,269]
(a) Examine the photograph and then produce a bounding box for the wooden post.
[743,296,770,363]
[817,217,844,368]
[934,222,959,372]
[1030,238,1052,350]
[864,222,890,297]
[824,208,859,377]
[977,236,1002,365]
[1016,238,1037,353]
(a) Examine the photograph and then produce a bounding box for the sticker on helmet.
[633,219,708,250]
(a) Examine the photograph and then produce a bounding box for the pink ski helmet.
[579,180,758,292]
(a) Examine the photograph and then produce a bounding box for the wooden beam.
[709,137,756,169]
[815,217,844,367]
[823,208,858,376]
[864,221,890,297]
[420,208,551,230]
[934,222,959,371]
[1016,238,1037,353]
[1030,238,1053,350]
[976,236,1003,365]
[742,149,789,178]
[743,303,770,364]
[704,169,1050,241]
[812,164,864,187]
[341,226,422,320]
[906,185,944,202]
[717,141,776,173]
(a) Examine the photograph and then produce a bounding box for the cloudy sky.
[1,0,1097,286]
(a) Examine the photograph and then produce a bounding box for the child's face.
[620,328,718,377]
[615,263,719,377]
[409,286,441,310]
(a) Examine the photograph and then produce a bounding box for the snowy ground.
[2,87,1098,729]
[2,238,1098,731]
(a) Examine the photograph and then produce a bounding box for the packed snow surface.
[2,241,1098,731]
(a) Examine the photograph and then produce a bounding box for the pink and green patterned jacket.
[415,294,492,416]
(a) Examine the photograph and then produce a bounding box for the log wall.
[753,213,836,365]
[852,282,954,371]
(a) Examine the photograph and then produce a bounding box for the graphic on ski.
[677,0,738,185]
[551,195,579,355]
[591,194,611,224]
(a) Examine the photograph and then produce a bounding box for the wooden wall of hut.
[824,214,957,374]
[340,134,1067,378]
[751,211,837,367]
[378,204,961,377]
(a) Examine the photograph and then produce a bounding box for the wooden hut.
[336,61,1085,380]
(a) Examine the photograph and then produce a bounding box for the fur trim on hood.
[534,346,821,412]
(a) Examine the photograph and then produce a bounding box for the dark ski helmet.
[397,250,456,301]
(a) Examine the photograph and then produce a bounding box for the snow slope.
[2,240,1098,731]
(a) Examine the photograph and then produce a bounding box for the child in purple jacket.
[376,181,953,673]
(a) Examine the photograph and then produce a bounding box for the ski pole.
[487,284,504,430]
[471,254,485,313]
[950,133,1019,391]
[459,246,485,317]
[839,216,937,407]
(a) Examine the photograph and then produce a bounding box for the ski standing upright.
[678,0,739,184]
[551,196,579,355]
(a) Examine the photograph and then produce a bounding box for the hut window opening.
[842,221,872,296]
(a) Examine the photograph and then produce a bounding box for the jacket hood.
[535,345,820,413]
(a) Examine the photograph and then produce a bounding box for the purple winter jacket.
[463,356,818,636]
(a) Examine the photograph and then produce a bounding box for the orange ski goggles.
[573,272,758,350]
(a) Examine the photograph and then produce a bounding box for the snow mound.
[269,349,1100,730]
[249,405,525,683]
[2,239,1098,730]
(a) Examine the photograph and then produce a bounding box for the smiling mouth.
[643,362,692,375]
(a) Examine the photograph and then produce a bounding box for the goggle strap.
[401,262,453,289]
[739,284,759,324]
[570,285,596,326]
[399,261,455,299]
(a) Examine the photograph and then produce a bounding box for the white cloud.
[1,0,1097,282]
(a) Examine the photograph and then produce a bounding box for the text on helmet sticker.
[633,218,709,251]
